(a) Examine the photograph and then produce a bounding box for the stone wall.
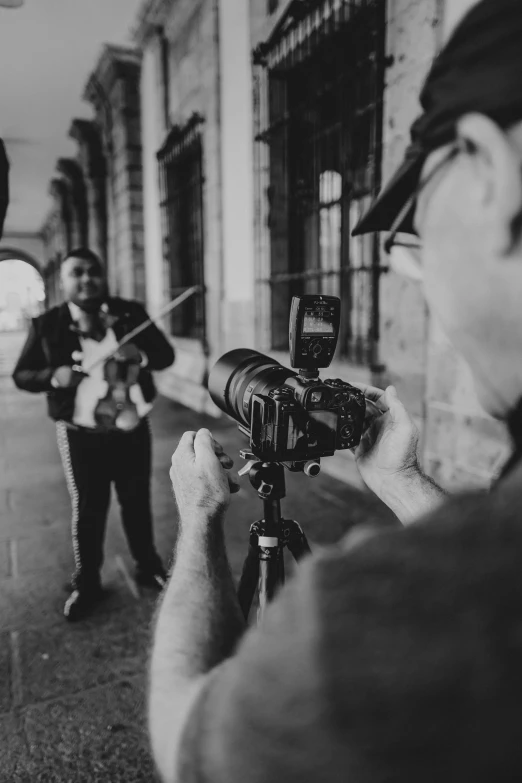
[84,46,146,302]
[134,0,222,416]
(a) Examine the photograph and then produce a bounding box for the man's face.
[414,122,522,419]
[60,256,106,309]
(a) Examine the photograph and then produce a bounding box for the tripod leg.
[257,537,284,624]
[237,542,260,621]
[284,519,312,563]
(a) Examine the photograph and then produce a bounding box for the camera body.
[250,375,365,465]
[208,294,366,471]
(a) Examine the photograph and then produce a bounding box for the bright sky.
[0,259,45,309]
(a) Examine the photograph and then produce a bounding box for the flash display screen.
[302,313,335,335]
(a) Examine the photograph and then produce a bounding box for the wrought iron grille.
[254,0,387,365]
[157,114,205,340]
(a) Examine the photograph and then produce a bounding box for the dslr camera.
[208,295,366,474]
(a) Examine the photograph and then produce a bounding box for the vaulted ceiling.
[0,0,144,237]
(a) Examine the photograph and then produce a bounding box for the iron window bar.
[253,0,386,365]
[157,113,206,342]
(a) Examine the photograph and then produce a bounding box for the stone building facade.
[40,0,510,490]
[134,0,256,413]
[41,45,145,308]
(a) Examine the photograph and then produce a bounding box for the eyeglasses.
[383,143,463,281]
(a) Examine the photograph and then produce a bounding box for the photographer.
[149,1,522,781]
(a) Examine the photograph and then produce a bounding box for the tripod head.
[238,451,287,500]
[236,451,313,621]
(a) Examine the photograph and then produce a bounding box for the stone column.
[56,158,88,248]
[84,46,146,301]
[69,119,108,265]
[48,178,72,255]
[218,0,256,353]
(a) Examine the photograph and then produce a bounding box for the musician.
[12,248,175,621]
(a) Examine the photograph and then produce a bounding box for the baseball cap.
[352,0,522,236]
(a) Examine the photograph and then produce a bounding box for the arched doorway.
[0,248,45,376]
[0,246,43,276]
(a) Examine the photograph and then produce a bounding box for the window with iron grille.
[157,114,205,340]
[254,0,387,366]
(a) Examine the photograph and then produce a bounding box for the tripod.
[237,452,312,623]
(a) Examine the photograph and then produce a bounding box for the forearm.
[137,326,175,371]
[381,469,447,525]
[149,510,245,780]
[12,366,54,393]
[153,513,245,676]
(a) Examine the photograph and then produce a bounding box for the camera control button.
[269,387,292,401]
[340,423,354,440]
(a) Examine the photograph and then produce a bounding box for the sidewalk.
[0,371,395,782]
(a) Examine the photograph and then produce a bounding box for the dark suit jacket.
[12,297,175,422]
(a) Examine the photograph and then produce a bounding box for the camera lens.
[208,349,296,427]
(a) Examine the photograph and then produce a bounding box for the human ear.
[456,113,522,254]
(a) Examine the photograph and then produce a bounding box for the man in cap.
[148,1,522,781]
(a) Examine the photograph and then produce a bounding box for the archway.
[0,249,46,376]
[0,246,43,276]
[0,249,45,333]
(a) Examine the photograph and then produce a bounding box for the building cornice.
[83,45,142,106]
[132,0,175,47]
[68,119,106,178]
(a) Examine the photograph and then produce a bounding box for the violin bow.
[82,285,201,374]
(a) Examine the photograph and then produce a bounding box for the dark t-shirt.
[177,461,522,783]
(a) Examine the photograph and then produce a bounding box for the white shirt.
[68,302,152,429]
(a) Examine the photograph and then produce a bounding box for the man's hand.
[170,429,240,525]
[52,365,86,389]
[114,342,143,365]
[351,384,446,524]
[352,384,420,495]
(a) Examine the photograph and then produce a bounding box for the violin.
[73,287,200,433]
[71,305,141,432]
[94,345,142,432]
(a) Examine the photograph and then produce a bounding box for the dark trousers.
[56,418,162,591]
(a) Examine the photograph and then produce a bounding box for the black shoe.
[135,565,167,591]
[63,586,105,622]
[63,575,101,593]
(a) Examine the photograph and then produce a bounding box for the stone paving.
[0,354,396,782]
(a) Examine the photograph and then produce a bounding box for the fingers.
[194,428,218,463]
[228,474,241,494]
[351,381,386,404]
[174,429,240,495]
[195,430,237,481]
[351,382,389,416]
[173,430,196,462]
[364,397,384,418]
[194,429,233,464]
[210,436,234,469]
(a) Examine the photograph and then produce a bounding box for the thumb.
[384,386,405,422]
[194,428,217,463]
